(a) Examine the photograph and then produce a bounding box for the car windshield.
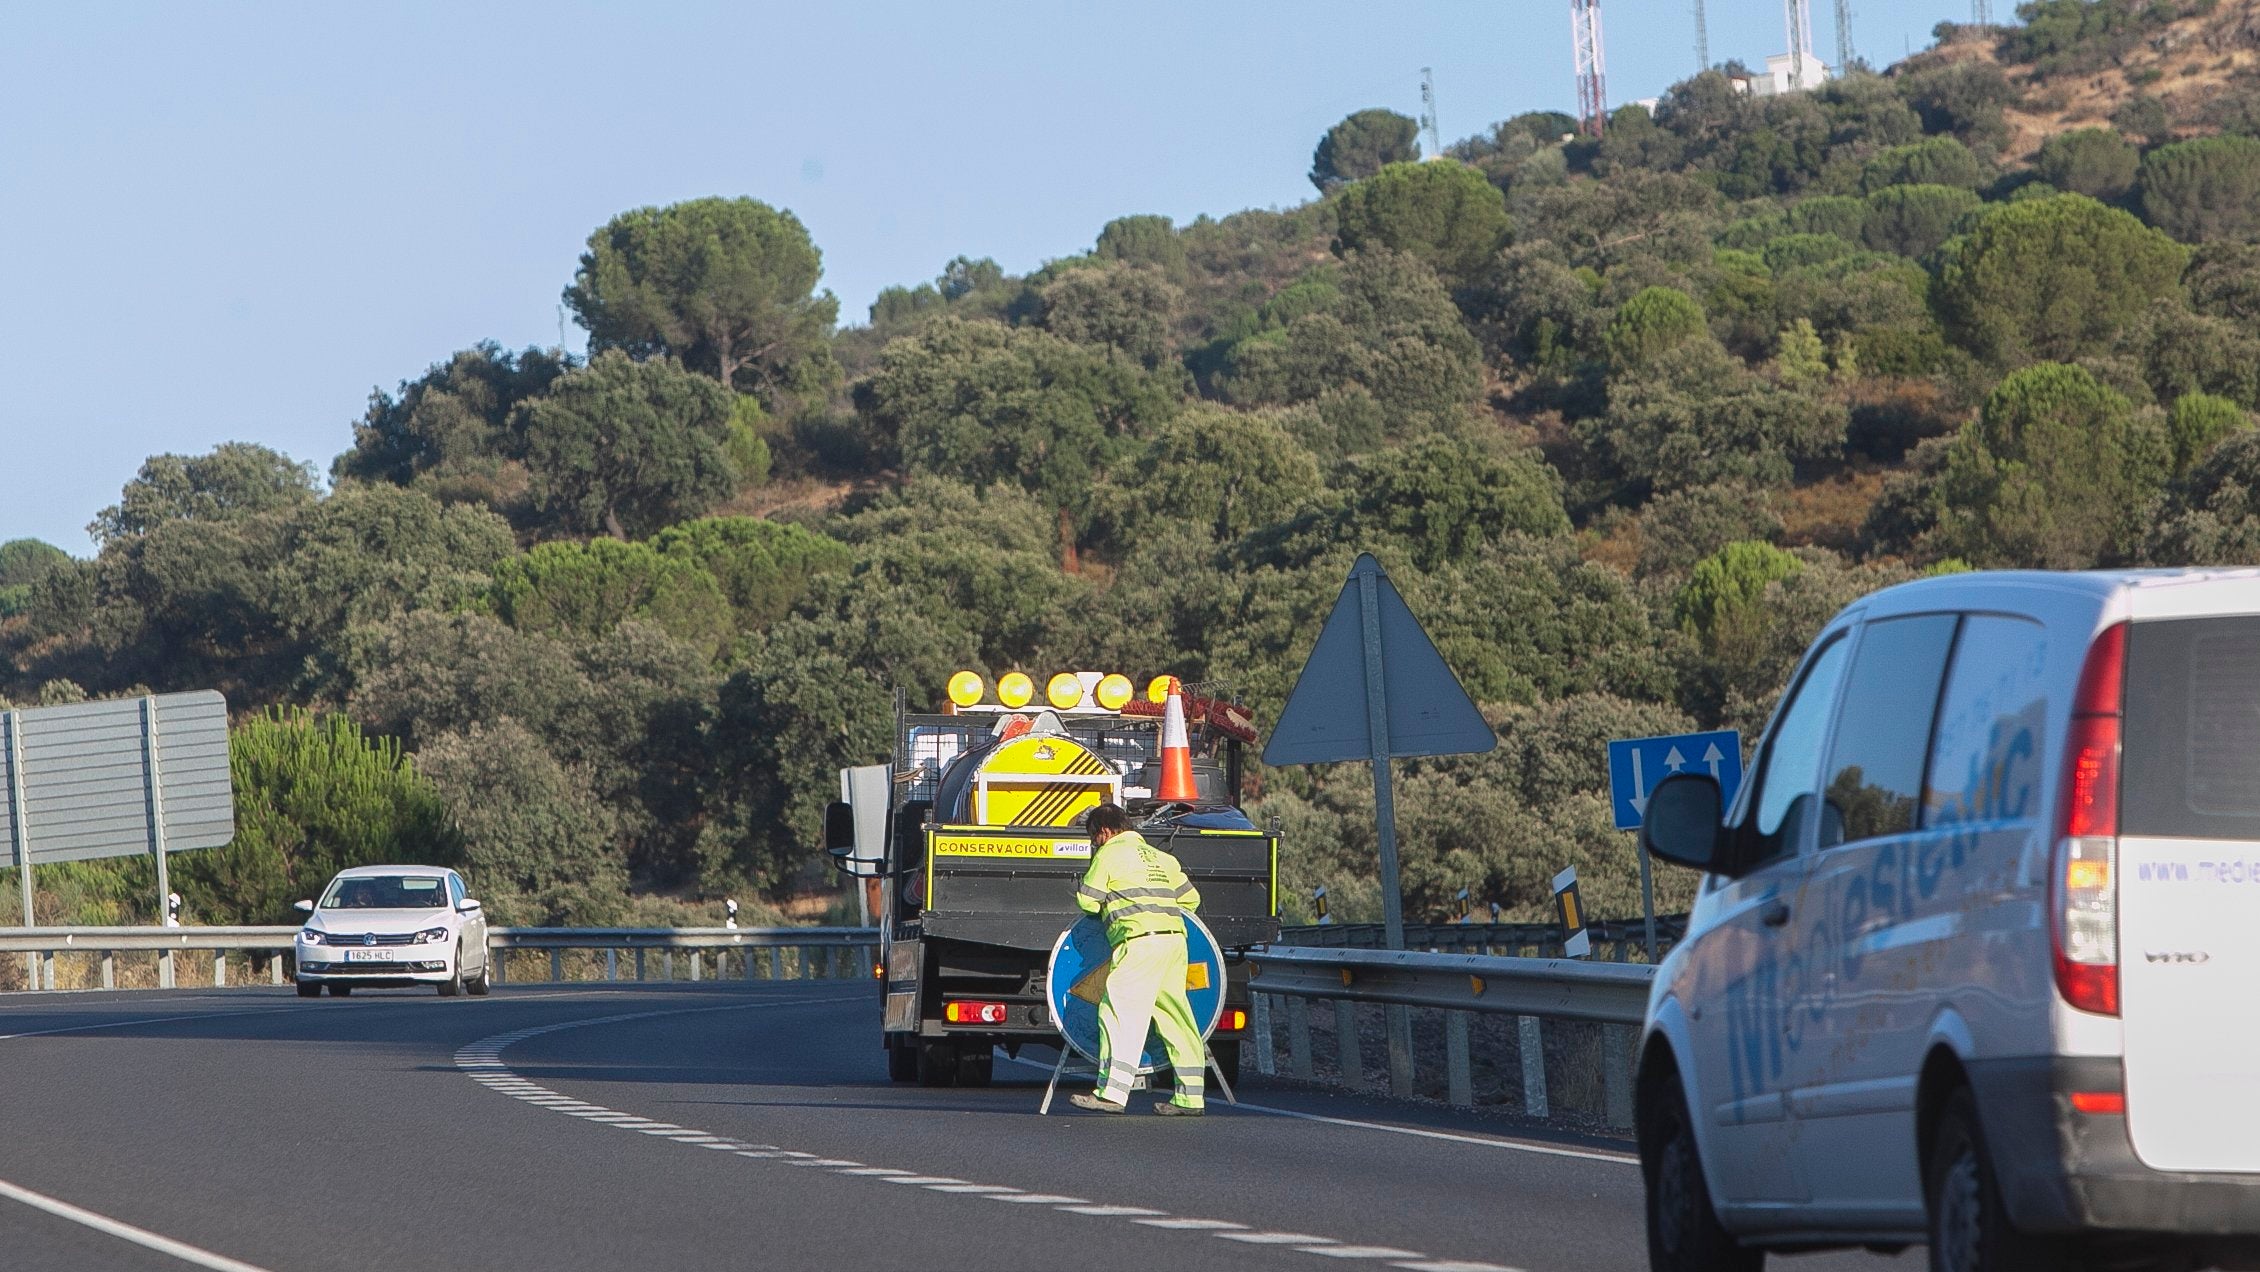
[320,876,448,911]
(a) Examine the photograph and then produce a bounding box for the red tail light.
[943,1000,1008,1025]
[2071,1091,2126,1115]
[2053,622,2125,1017]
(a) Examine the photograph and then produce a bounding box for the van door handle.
[1760,899,1791,928]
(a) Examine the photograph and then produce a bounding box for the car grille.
[325,932,416,946]
[304,961,424,974]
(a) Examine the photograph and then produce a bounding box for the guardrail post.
[663,950,675,982]
[690,951,702,982]
[635,948,646,981]
[1251,994,1276,1077]
[1446,1011,1473,1107]
[1385,1003,1415,1097]
[214,953,226,987]
[550,950,563,983]
[1335,1001,1364,1092]
[1518,1016,1548,1119]
[159,948,174,990]
[1286,996,1313,1080]
[494,952,507,985]
[1603,1023,1635,1128]
[101,951,114,990]
[41,949,54,991]
[270,955,282,985]
[744,948,756,982]
[605,948,618,982]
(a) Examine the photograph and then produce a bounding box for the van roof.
[1861,568,2260,623]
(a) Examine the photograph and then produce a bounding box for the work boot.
[1069,1092,1126,1114]
[1154,1101,1204,1117]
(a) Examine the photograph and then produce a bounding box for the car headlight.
[416,927,449,944]
[299,929,324,946]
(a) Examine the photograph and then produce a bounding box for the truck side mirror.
[1642,773,1729,875]
[826,801,885,878]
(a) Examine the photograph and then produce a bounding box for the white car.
[293,866,491,998]
[1637,569,2260,1271]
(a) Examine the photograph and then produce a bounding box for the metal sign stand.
[1039,1042,1238,1115]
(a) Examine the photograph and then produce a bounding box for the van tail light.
[2070,1091,2126,1116]
[943,1000,1008,1025]
[2053,622,2125,1017]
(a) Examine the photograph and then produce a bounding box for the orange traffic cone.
[1156,677,1198,803]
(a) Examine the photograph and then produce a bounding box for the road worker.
[1068,803,1208,1116]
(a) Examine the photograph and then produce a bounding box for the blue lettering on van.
[2136,860,2260,884]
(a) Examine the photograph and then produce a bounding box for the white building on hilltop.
[1731,50,1833,97]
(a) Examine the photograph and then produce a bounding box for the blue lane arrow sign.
[1606,730,1743,832]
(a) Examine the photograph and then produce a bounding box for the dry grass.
[1778,468,1893,554]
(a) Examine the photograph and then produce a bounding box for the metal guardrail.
[1243,943,1657,1127]
[1277,917,1689,959]
[0,926,881,991]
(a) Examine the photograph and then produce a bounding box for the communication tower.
[1571,0,1607,137]
[1420,67,1443,157]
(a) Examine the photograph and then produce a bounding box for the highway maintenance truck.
[828,670,1281,1087]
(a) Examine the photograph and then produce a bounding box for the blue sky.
[2,0,1976,556]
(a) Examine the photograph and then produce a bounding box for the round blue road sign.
[1046,913,1225,1072]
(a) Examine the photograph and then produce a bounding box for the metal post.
[635,948,646,981]
[1355,571,1405,952]
[494,952,507,985]
[1335,1000,1365,1093]
[1639,843,1658,963]
[606,948,618,982]
[1251,994,1277,1077]
[159,949,175,990]
[1519,1016,1549,1118]
[270,956,282,986]
[214,953,226,987]
[550,949,563,983]
[690,951,702,982]
[41,950,54,990]
[140,698,170,927]
[744,947,756,981]
[1604,1023,1636,1128]
[1446,1011,1474,1107]
[6,710,35,945]
[101,951,114,990]
[663,950,675,982]
[1286,996,1313,1079]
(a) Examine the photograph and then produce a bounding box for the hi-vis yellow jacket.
[1074,831,1200,945]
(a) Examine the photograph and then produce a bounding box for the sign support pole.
[7,711,31,927]
[1639,846,1658,963]
[1357,571,1416,1097]
[141,697,170,926]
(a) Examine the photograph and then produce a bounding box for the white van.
[1637,570,2260,1272]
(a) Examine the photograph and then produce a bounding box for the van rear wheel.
[1926,1087,2068,1272]
[1640,1072,1761,1272]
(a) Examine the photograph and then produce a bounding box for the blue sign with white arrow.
[1607,730,1744,832]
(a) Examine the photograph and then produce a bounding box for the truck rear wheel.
[956,1044,993,1087]
[886,1036,918,1082]
[915,1039,959,1087]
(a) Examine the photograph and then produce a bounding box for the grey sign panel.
[1264,554,1496,766]
[0,691,233,866]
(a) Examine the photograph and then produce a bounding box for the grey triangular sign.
[1263,554,1496,766]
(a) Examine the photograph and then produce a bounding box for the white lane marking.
[1231,1101,1636,1166]
[453,1004,1525,1271]
[0,1007,296,1042]
[0,1175,278,1272]
[998,1052,1636,1166]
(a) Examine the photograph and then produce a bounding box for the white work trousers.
[1095,932,1206,1109]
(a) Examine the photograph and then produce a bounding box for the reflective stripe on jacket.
[1073,830,1200,944]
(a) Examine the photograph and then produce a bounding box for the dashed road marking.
[454,1007,1528,1272]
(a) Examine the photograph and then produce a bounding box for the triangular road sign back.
[1263,554,1496,766]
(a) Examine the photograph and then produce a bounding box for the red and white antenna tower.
[1571,0,1608,137]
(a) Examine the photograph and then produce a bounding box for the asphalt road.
[0,983,1918,1272]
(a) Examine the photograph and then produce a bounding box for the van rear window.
[2122,616,2260,838]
